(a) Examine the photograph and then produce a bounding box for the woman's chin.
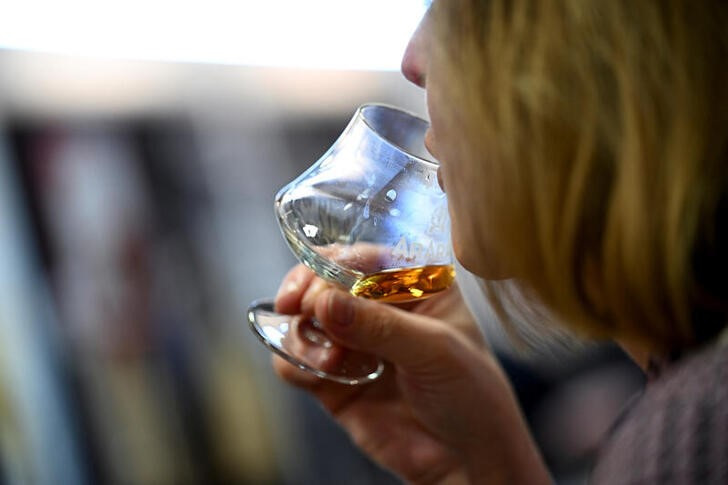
[454,246,512,281]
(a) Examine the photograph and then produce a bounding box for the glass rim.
[357,103,439,169]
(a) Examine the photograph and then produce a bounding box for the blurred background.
[0,1,643,484]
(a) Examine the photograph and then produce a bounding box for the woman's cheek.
[445,181,511,279]
[445,194,471,267]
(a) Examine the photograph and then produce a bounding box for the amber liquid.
[350,264,455,303]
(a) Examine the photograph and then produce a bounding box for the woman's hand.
[273,264,551,484]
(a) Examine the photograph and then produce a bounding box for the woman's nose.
[401,14,430,88]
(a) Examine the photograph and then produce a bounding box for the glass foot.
[247,299,384,385]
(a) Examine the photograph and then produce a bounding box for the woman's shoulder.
[591,340,728,484]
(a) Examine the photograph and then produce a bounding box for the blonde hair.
[433,0,728,351]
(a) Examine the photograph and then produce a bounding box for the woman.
[274,0,728,482]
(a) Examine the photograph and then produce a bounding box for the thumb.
[315,289,453,370]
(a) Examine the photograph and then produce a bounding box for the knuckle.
[412,323,459,366]
[439,328,464,358]
[361,306,395,344]
[301,278,328,314]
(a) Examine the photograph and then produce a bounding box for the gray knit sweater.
[591,337,728,484]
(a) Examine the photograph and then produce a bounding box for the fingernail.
[329,292,354,326]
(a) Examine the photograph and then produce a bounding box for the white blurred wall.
[0,49,427,120]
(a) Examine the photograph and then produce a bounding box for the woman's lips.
[424,128,446,192]
[424,128,437,158]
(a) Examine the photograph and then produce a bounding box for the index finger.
[275,264,316,315]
